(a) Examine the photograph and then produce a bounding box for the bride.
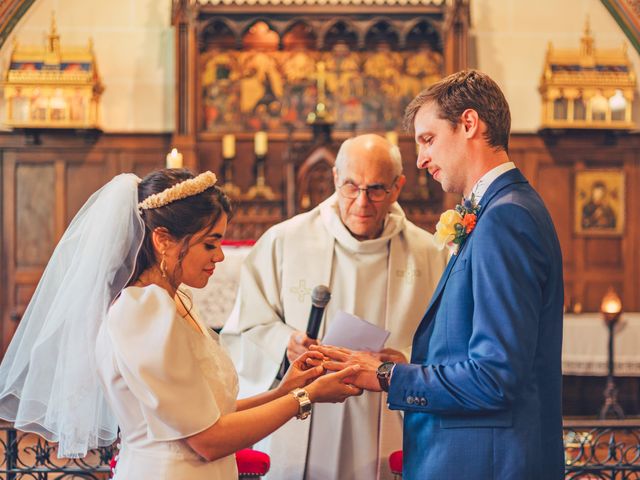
[0,168,361,479]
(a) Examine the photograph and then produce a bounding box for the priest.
[221,133,447,480]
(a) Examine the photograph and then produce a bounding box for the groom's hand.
[373,348,408,364]
[310,345,383,392]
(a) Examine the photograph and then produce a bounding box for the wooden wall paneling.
[55,160,66,242]
[585,238,622,269]
[65,161,110,224]
[538,161,575,309]
[572,160,587,311]
[16,162,55,267]
[1,152,15,355]
[622,150,639,311]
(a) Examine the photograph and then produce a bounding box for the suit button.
[420,398,428,406]
[406,396,414,405]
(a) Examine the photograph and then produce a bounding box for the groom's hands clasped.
[310,345,385,392]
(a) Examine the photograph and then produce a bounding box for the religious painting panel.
[199,20,443,133]
[574,170,625,236]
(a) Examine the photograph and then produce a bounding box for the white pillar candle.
[254,131,268,156]
[166,148,183,169]
[222,134,236,159]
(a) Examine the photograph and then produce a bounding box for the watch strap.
[290,388,312,420]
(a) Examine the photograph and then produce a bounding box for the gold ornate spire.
[580,17,594,64]
[46,12,61,62]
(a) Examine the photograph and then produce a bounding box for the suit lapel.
[419,168,529,325]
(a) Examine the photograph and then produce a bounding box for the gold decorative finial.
[581,16,594,59]
[47,12,60,58]
[50,12,58,36]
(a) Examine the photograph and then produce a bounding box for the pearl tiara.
[138,171,218,211]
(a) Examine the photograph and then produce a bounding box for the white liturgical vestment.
[221,193,447,480]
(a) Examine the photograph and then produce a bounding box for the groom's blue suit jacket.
[388,169,564,480]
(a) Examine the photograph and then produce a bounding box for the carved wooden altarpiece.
[171,0,469,239]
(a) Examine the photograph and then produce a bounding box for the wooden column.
[444,0,470,74]
[172,0,199,171]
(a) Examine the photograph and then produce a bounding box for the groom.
[317,70,565,479]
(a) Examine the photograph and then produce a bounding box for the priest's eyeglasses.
[338,178,397,202]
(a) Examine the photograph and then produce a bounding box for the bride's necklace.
[175,290,204,334]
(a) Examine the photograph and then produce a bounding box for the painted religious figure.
[575,170,624,236]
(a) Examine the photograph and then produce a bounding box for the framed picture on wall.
[574,170,625,236]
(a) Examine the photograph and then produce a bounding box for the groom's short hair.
[403,69,511,153]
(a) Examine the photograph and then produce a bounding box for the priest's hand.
[310,345,383,392]
[286,330,318,363]
[277,351,325,395]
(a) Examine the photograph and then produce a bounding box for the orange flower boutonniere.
[434,195,480,255]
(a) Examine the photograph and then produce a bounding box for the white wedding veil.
[0,173,144,458]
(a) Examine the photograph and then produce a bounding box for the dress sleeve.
[105,286,220,440]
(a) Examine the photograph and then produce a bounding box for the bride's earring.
[160,251,167,278]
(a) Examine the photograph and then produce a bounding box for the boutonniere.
[434,195,480,255]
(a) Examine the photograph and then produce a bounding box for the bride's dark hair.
[129,168,232,286]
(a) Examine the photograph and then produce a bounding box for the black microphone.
[305,285,331,340]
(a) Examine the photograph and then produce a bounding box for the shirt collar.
[469,162,516,204]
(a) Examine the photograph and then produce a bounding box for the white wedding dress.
[96,284,239,479]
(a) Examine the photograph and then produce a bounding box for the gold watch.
[290,388,312,420]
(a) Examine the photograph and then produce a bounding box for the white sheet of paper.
[322,310,390,351]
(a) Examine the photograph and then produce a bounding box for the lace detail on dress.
[189,331,239,415]
[181,288,239,414]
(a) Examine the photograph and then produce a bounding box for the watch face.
[377,362,394,392]
[378,361,394,376]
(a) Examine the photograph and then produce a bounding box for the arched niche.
[364,19,400,50]
[242,20,279,51]
[282,21,317,50]
[296,146,336,213]
[405,19,442,52]
[321,20,358,51]
[200,19,238,51]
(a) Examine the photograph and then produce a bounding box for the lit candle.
[254,131,268,156]
[166,148,183,169]
[601,288,622,315]
[385,131,398,146]
[222,134,236,159]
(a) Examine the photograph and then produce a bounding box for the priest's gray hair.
[335,137,403,177]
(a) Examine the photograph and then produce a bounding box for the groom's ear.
[460,109,479,138]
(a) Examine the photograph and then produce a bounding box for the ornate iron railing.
[564,419,640,479]
[1,419,639,478]
[0,422,115,479]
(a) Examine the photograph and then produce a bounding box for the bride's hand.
[277,350,325,395]
[305,366,363,403]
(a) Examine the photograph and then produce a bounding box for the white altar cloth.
[562,313,640,376]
